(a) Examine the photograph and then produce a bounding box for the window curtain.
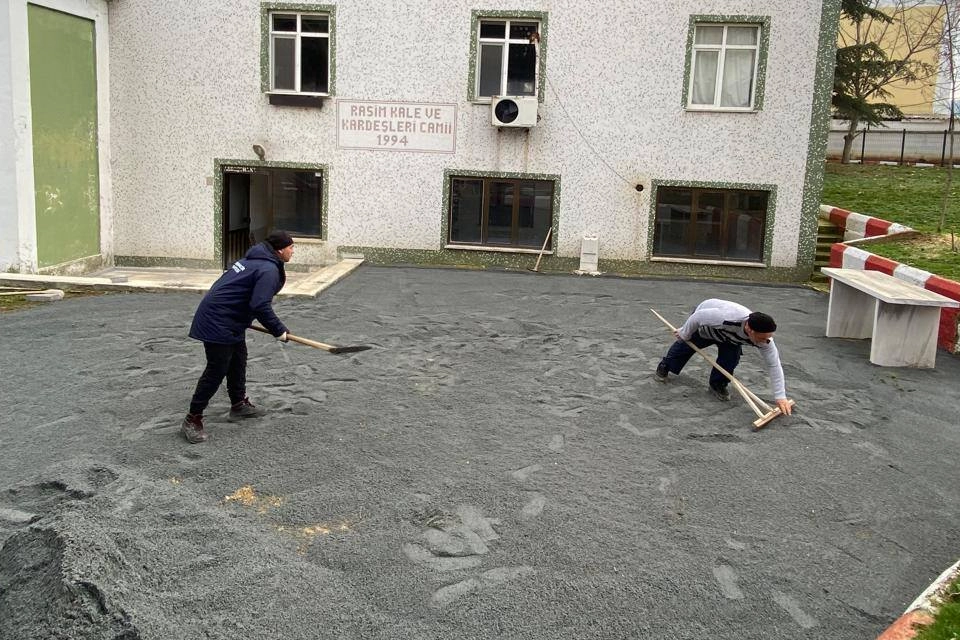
[720,49,755,108]
[691,51,718,104]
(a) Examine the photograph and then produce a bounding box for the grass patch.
[822,163,960,277]
[866,235,960,281]
[822,163,960,232]
[0,288,105,313]
[914,575,960,640]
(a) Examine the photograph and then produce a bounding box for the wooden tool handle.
[248,324,337,352]
[532,227,553,272]
[650,308,773,414]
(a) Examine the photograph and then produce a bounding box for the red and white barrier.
[820,205,960,353]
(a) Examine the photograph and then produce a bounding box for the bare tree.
[834,0,946,163]
[935,0,959,244]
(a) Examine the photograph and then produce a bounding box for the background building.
[1,0,842,282]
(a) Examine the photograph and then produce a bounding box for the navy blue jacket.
[189,242,289,344]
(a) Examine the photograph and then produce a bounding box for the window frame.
[214,158,329,267]
[443,169,560,253]
[260,3,336,97]
[682,15,770,112]
[468,10,548,103]
[648,180,776,266]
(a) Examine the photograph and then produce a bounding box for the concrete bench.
[821,267,960,368]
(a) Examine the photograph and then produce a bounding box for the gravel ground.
[1,265,958,640]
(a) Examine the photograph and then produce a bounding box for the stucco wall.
[108,1,830,273]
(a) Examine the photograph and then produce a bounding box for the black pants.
[659,334,742,389]
[189,341,247,415]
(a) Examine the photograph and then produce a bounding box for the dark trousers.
[660,334,742,389]
[189,341,247,415]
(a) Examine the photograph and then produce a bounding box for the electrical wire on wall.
[544,74,643,191]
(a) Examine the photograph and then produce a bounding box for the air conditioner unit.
[491,96,538,128]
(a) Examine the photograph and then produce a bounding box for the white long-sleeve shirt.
[676,299,787,400]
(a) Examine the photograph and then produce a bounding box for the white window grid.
[476,18,540,100]
[269,12,330,94]
[688,23,760,111]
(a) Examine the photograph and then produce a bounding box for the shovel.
[249,324,372,354]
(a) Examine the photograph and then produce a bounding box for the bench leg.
[870,302,941,368]
[826,280,875,339]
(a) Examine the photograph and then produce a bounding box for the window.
[686,19,765,110]
[221,163,324,266]
[653,186,768,262]
[268,11,330,94]
[270,169,323,236]
[470,12,547,101]
[449,176,554,249]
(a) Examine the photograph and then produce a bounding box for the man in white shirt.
[655,299,794,415]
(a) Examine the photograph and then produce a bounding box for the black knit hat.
[266,230,294,250]
[747,311,777,333]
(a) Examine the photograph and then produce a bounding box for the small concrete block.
[914,162,935,168]
[110,275,129,283]
[25,289,64,302]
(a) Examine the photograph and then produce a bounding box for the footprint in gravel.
[772,590,818,629]
[520,492,546,520]
[618,414,641,436]
[430,566,535,608]
[509,465,541,482]
[125,415,180,441]
[404,505,501,573]
[177,450,203,464]
[713,564,744,599]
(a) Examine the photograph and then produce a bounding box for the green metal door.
[28,5,100,268]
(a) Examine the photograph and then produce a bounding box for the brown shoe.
[229,397,266,422]
[181,413,208,443]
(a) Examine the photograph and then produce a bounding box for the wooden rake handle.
[650,309,772,417]
[248,324,370,354]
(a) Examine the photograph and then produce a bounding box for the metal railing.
[826,128,960,165]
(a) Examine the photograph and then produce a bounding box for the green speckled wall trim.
[337,245,572,272]
[681,15,770,111]
[260,3,337,95]
[213,158,330,267]
[797,0,842,276]
[115,256,220,270]
[467,10,548,103]
[440,168,561,250]
[335,246,809,283]
[646,179,778,267]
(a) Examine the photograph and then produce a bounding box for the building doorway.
[220,164,323,268]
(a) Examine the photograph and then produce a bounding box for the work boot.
[655,362,669,382]
[181,413,208,443]
[229,397,266,421]
[709,382,731,402]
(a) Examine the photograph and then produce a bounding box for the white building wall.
[108,0,825,270]
[0,0,15,272]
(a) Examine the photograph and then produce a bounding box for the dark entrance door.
[222,167,270,268]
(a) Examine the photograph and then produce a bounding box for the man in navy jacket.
[181,231,294,443]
